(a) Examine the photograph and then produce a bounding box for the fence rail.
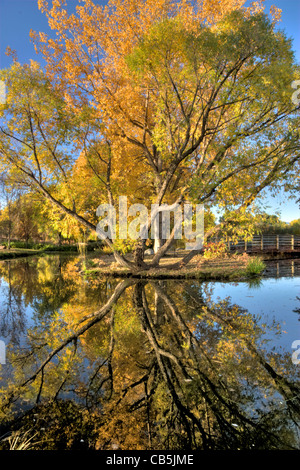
[212,234,300,253]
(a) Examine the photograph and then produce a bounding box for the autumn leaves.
[0,0,299,271]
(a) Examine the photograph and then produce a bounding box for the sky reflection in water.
[0,255,299,450]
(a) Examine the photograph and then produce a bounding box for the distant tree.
[256,213,288,234]
[290,219,300,235]
[254,213,300,235]
[13,194,41,246]
[0,174,19,249]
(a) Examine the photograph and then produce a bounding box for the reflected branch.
[1,277,299,450]
[1,279,135,411]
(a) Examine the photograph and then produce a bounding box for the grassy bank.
[84,254,266,281]
[0,249,41,260]
[0,240,105,260]
[0,245,78,260]
[0,246,267,281]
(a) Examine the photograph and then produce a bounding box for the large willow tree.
[0,0,299,271]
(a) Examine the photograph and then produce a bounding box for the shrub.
[42,244,78,252]
[101,245,113,255]
[246,257,266,276]
[1,241,78,252]
[112,239,134,255]
[4,241,32,249]
[203,241,228,260]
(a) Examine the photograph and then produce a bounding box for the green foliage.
[1,241,78,251]
[41,244,78,252]
[246,256,266,276]
[112,238,135,255]
[288,219,300,235]
[254,214,300,235]
[2,241,33,249]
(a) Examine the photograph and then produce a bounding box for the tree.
[255,212,288,234]
[0,61,139,269]
[1,0,299,271]
[253,214,300,234]
[13,194,42,245]
[290,219,300,235]
[0,174,19,249]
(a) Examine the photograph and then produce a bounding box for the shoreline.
[0,248,78,260]
[0,249,299,281]
[0,249,41,260]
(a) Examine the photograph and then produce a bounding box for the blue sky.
[0,0,299,222]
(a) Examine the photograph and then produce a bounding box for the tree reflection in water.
[0,258,299,450]
[0,261,26,346]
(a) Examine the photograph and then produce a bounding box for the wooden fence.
[222,234,300,254]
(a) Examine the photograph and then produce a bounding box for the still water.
[0,255,299,450]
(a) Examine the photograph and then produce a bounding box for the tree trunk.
[7,226,11,251]
[133,239,146,269]
[7,201,11,251]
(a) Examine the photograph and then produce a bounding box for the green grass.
[0,244,79,260]
[0,241,104,260]
[1,241,78,251]
[245,256,266,276]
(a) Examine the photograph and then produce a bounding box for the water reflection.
[264,258,300,278]
[0,262,26,345]
[0,256,299,450]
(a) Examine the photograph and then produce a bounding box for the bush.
[41,244,78,252]
[112,239,135,255]
[2,241,79,252]
[203,241,228,259]
[101,245,113,255]
[3,241,33,249]
[246,257,266,276]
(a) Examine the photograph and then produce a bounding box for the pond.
[0,255,299,450]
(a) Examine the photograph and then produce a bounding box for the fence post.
[291,235,294,251]
[276,235,279,251]
[260,235,263,251]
